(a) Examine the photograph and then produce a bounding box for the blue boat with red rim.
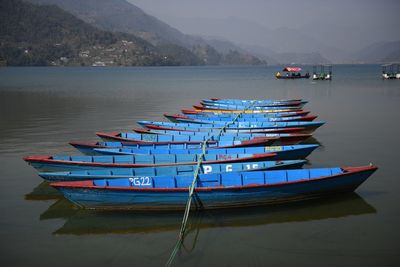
[164,113,318,123]
[38,160,307,181]
[133,128,311,144]
[198,101,307,110]
[201,98,308,107]
[50,165,378,210]
[181,109,311,117]
[193,104,303,111]
[96,131,311,145]
[92,144,318,160]
[24,144,317,172]
[23,152,279,172]
[137,120,325,134]
[69,138,278,155]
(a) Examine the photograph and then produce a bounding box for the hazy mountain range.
[2,0,398,66]
[153,15,400,64]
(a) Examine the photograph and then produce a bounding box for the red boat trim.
[50,165,378,192]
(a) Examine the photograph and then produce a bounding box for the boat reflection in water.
[39,193,375,236]
[25,181,62,200]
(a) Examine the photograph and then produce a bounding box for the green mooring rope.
[165,101,256,267]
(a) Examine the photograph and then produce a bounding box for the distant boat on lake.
[276,67,310,79]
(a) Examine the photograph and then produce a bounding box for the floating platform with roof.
[312,65,332,80]
[276,67,310,79]
[382,64,400,79]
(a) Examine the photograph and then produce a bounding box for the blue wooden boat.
[199,101,306,109]
[23,152,279,172]
[164,114,317,123]
[70,138,277,155]
[38,160,307,181]
[92,144,319,161]
[142,125,308,134]
[201,98,307,107]
[133,128,311,145]
[98,131,311,145]
[138,120,325,134]
[193,104,302,111]
[50,165,378,210]
[182,109,311,117]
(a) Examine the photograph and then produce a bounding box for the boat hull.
[52,166,377,210]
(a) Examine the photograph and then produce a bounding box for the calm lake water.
[0,65,399,266]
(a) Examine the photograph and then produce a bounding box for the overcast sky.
[128,0,400,53]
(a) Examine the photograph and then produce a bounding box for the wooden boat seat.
[94,156,113,163]
[191,136,204,142]
[135,154,154,164]
[134,168,156,177]
[176,154,196,162]
[70,156,87,162]
[114,156,134,164]
[154,154,175,163]
[150,149,170,154]
[176,165,195,175]
[198,174,220,187]
[204,154,218,161]
[155,166,177,176]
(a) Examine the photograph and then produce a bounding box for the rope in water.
[165,101,256,267]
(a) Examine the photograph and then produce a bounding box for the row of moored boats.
[24,98,378,210]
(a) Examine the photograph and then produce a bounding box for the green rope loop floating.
[165,101,256,267]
